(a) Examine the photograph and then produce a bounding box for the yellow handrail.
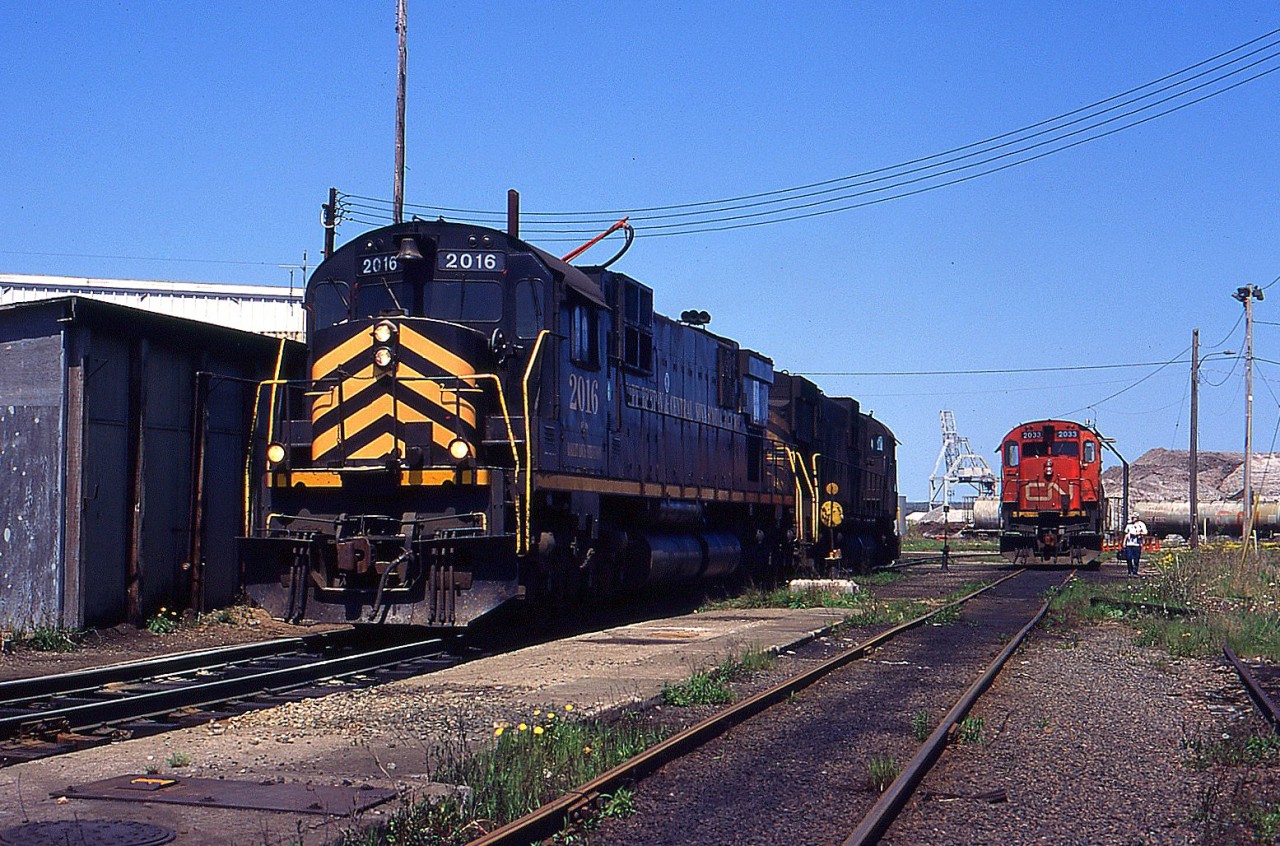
[520,330,552,555]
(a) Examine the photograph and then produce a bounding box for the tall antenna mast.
[393,0,407,223]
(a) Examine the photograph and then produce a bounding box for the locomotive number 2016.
[437,251,506,272]
[358,254,399,275]
[569,374,599,415]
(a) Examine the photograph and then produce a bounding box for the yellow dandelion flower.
[494,726,504,737]
[564,704,574,712]
[533,709,541,716]
[583,746,592,756]
[533,726,544,735]
[518,723,528,731]
[547,712,556,720]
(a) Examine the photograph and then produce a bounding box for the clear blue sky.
[4,2,1279,499]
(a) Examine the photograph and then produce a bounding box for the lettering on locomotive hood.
[1022,480,1076,502]
[624,381,744,432]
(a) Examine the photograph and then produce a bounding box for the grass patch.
[24,626,79,652]
[1050,548,1280,661]
[910,709,931,741]
[341,712,665,846]
[1184,732,1280,770]
[166,750,191,768]
[1245,801,1280,843]
[662,649,775,707]
[955,716,984,744]
[900,535,999,553]
[867,754,899,791]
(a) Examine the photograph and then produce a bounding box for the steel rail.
[1224,644,1280,732]
[841,570,1074,846]
[0,636,449,738]
[464,569,1028,846]
[0,633,347,704]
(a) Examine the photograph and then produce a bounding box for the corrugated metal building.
[0,297,302,631]
[0,274,305,340]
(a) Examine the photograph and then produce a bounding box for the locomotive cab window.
[570,301,600,369]
[309,279,350,329]
[1083,440,1097,463]
[1005,442,1019,466]
[621,279,654,373]
[355,279,408,319]
[515,278,545,339]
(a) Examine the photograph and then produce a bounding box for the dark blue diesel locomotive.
[239,219,899,625]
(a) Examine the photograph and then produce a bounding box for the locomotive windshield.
[1022,441,1080,458]
[428,280,503,323]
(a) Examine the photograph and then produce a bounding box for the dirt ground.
[0,607,344,682]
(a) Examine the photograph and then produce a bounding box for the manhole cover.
[0,819,175,846]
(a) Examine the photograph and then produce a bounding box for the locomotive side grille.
[310,323,479,464]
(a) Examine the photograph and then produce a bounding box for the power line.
[797,359,1198,377]
[342,29,1280,240]
[357,25,1280,222]
[1058,345,1192,417]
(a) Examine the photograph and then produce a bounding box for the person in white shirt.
[1123,513,1148,576]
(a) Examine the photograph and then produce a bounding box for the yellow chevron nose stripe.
[399,324,477,385]
[309,323,479,464]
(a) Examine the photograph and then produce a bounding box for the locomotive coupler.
[337,537,374,574]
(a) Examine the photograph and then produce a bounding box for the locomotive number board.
[357,253,401,275]
[437,250,506,272]
[1056,429,1079,438]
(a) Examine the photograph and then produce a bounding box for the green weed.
[145,608,180,635]
[25,626,78,652]
[599,788,637,819]
[662,650,774,707]
[339,710,665,846]
[867,754,899,791]
[166,750,191,768]
[910,709,931,741]
[956,716,984,744]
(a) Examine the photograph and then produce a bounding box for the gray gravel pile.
[1101,447,1280,501]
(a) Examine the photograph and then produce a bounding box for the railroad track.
[463,567,1067,846]
[882,551,1006,570]
[0,628,463,765]
[1224,645,1280,732]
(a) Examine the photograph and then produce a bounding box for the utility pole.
[322,187,338,259]
[1234,284,1265,542]
[393,0,408,224]
[1190,328,1199,549]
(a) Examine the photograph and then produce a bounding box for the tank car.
[998,419,1104,566]
[238,219,899,625]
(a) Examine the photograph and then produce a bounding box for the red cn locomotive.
[998,419,1104,566]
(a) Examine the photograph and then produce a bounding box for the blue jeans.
[1123,545,1141,573]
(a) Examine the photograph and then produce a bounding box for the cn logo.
[1023,481,1076,503]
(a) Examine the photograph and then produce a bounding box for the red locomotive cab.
[999,419,1105,566]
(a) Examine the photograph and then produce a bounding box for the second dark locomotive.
[239,220,899,625]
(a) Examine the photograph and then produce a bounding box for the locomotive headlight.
[372,321,397,344]
[266,442,288,467]
[447,438,472,461]
[374,346,395,369]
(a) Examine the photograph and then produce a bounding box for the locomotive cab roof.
[310,220,609,310]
